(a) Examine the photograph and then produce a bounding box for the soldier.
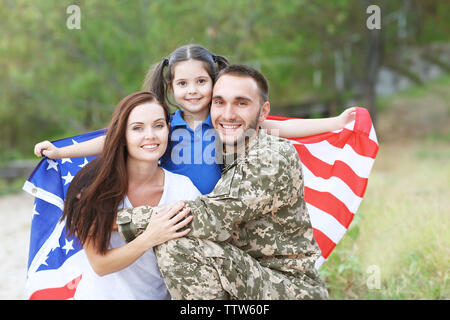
[117,64,328,300]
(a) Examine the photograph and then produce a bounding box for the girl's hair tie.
[163,58,169,66]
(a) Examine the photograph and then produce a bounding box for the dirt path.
[0,191,34,299]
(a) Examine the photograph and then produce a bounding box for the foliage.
[1,0,449,159]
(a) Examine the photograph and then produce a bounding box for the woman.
[61,91,201,299]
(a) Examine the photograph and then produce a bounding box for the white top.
[74,168,201,300]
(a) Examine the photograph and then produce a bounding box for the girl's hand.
[34,140,61,158]
[139,202,193,249]
[338,107,357,128]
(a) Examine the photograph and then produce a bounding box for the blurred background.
[0,0,448,299]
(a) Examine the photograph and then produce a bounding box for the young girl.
[62,91,201,299]
[34,44,356,194]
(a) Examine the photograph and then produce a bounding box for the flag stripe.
[295,144,368,197]
[292,129,379,159]
[307,204,347,244]
[302,164,362,214]
[292,140,375,179]
[29,275,82,300]
[304,187,354,228]
[312,228,336,259]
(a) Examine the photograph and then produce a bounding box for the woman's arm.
[34,135,106,159]
[262,107,356,138]
[85,204,192,276]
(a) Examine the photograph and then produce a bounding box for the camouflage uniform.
[117,131,328,300]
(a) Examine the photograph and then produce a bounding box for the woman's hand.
[337,107,357,128]
[34,140,61,158]
[138,202,193,249]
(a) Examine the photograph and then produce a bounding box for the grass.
[319,141,449,299]
[319,70,450,302]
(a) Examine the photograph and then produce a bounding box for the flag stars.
[61,158,73,164]
[78,158,89,168]
[62,239,74,255]
[62,171,75,185]
[46,159,58,172]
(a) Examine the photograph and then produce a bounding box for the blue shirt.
[160,109,223,195]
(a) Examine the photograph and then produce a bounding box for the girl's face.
[125,102,169,164]
[171,59,213,116]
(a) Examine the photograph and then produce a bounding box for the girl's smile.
[171,59,213,127]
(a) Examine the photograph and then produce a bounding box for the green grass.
[319,142,450,299]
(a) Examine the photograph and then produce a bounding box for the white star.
[71,139,78,145]
[78,158,89,168]
[40,255,49,267]
[61,158,73,164]
[62,239,74,255]
[62,171,75,185]
[33,204,39,216]
[46,159,58,172]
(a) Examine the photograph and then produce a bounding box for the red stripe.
[291,129,379,159]
[353,107,371,136]
[305,187,354,228]
[29,274,82,300]
[313,228,336,259]
[267,107,379,159]
[295,144,369,197]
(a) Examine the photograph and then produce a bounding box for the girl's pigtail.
[213,54,230,72]
[142,59,169,107]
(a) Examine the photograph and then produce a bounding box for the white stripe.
[302,164,362,214]
[306,203,347,244]
[369,124,378,144]
[27,220,67,278]
[22,181,67,278]
[315,256,325,270]
[23,181,64,210]
[25,250,88,299]
[307,204,349,244]
[292,140,375,178]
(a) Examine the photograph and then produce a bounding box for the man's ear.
[258,101,270,124]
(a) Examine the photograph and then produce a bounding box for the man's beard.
[220,108,261,153]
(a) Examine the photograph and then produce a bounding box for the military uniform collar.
[218,129,265,172]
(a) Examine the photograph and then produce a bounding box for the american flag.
[23,129,105,299]
[23,107,377,299]
[268,107,379,268]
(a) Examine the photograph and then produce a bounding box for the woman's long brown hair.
[61,91,169,254]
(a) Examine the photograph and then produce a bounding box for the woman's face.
[171,59,213,116]
[125,102,169,164]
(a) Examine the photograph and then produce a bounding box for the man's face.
[211,74,270,150]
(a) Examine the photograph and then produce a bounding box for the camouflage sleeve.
[116,204,173,242]
[185,144,302,241]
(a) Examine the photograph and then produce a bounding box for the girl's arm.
[34,135,106,159]
[85,203,192,276]
[262,107,356,138]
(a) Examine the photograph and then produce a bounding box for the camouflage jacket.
[117,131,322,276]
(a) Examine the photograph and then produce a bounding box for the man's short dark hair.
[216,64,269,104]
